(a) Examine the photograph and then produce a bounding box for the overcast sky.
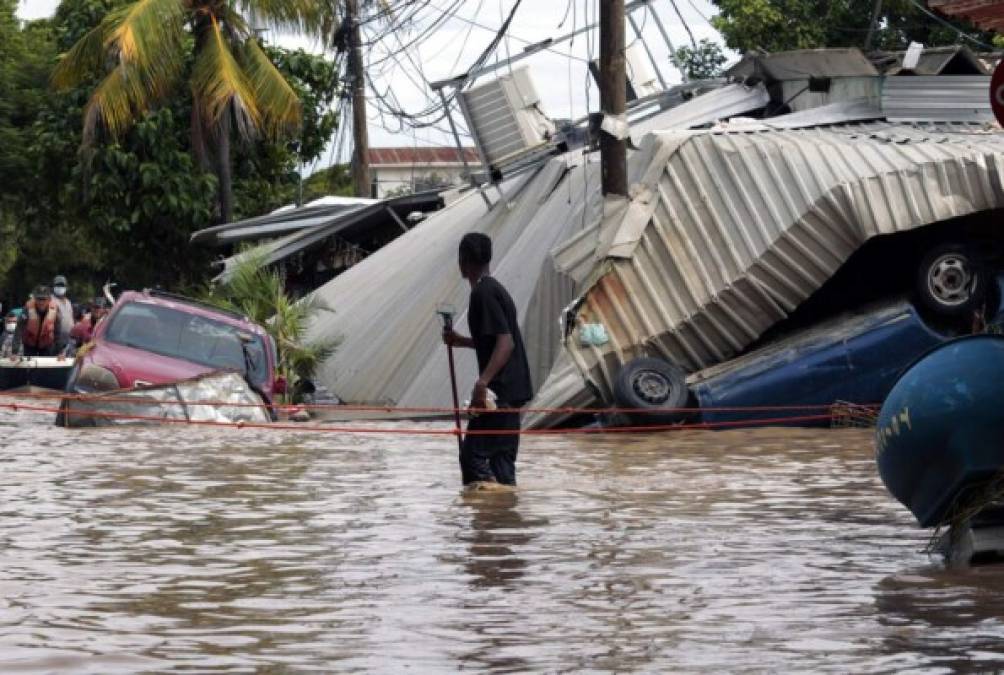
[18,0,726,171]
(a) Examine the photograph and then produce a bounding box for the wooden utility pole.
[599,0,628,197]
[346,0,371,198]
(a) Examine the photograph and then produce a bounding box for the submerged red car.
[66,290,278,403]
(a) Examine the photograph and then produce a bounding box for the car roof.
[113,290,269,336]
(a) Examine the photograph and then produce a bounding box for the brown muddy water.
[2,407,1003,673]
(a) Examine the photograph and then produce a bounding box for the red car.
[66,290,279,404]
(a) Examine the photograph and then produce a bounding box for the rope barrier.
[0,399,841,435]
[0,388,880,416]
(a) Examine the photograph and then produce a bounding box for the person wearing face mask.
[23,286,66,357]
[51,275,74,348]
[1,310,23,359]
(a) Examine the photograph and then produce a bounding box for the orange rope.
[0,400,839,435]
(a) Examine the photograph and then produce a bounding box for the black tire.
[613,357,691,426]
[916,243,985,318]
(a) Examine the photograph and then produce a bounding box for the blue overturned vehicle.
[605,268,1004,428]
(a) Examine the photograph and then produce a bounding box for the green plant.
[207,250,340,403]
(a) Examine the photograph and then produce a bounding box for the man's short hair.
[459,232,492,267]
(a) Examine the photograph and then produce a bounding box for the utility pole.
[346,0,371,198]
[599,0,628,197]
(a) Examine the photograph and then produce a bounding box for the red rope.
[0,400,839,435]
[0,389,879,416]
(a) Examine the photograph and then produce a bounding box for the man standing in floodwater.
[443,233,533,487]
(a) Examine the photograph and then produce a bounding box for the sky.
[17,0,726,172]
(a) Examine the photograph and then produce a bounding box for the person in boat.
[442,232,533,487]
[69,298,109,347]
[22,286,67,358]
[1,310,23,359]
[50,275,74,350]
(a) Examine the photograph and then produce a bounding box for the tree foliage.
[207,250,340,402]
[0,0,339,311]
[675,39,728,80]
[711,0,996,53]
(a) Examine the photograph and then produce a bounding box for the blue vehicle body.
[688,275,1004,426]
[876,333,1004,527]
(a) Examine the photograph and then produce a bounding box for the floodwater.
[2,408,1004,673]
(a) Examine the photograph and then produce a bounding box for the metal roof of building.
[875,45,988,75]
[929,0,1004,32]
[367,146,480,166]
[629,83,770,144]
[882,75,993,122]
[726,49,880,81]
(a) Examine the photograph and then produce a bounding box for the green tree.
[675,39,728,80]
[50,0,323,223]
[208,251,339,404]
[711,0,995,53]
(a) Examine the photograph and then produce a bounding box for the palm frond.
[81,63,154,142]
[237,0,327,37]
[104,0,187,96]
[51,22,110,90]
[240,37,302,137]
[191,15,260,140]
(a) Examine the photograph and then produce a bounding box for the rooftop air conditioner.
[459,66,555,170]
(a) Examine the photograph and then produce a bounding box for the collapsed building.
[194,43,1004,427]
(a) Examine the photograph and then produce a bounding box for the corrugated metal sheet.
[629,83,770,144]
[726,49,880,81]
[528,122,1004,427]
[306,153,602,407]
[879,45,988,76]
[882,76,994,121]
[929,0,1004,32]
[766,98,883,128]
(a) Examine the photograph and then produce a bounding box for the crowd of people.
[1,275,109,359]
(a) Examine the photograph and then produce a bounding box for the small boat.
[0,356,74,392]
[876,334,1004,530]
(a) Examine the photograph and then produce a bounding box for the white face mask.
[53,286,66,298]
[5,323,16,333]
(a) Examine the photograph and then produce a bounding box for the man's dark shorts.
[460,407,521,486]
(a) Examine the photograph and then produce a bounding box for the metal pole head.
[436,303,456,329]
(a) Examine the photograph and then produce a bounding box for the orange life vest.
[24,299,58,350]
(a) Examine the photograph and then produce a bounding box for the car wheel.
[612,357,691,426]
[916,243,985,318]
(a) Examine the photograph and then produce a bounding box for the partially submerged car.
[63,290,278,407]
[604,272,1004,428]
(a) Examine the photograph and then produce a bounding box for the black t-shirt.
[467,276,533,405]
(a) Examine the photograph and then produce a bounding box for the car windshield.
[105,301,269,384]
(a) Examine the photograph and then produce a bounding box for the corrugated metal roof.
[367,147,479,166]
[882,75,994,121]
[629,83,770,143]
[929,0,1004,32]
[878,45,988,75]
[727,49,880,81]
[765,98,883,128]
[528,122,1004,427]
[305,153,603,407]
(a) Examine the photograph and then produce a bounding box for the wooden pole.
[346,0,371,198]
[600,0,628,197]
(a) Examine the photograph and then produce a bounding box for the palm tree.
[51,0,324,222]
[209,250,340,404]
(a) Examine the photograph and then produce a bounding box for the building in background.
[368,147,479,198]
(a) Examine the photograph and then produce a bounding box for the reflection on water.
[2,407,1004,672]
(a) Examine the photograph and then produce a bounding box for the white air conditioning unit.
[460,66,556,169]
[625,41,661,99]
